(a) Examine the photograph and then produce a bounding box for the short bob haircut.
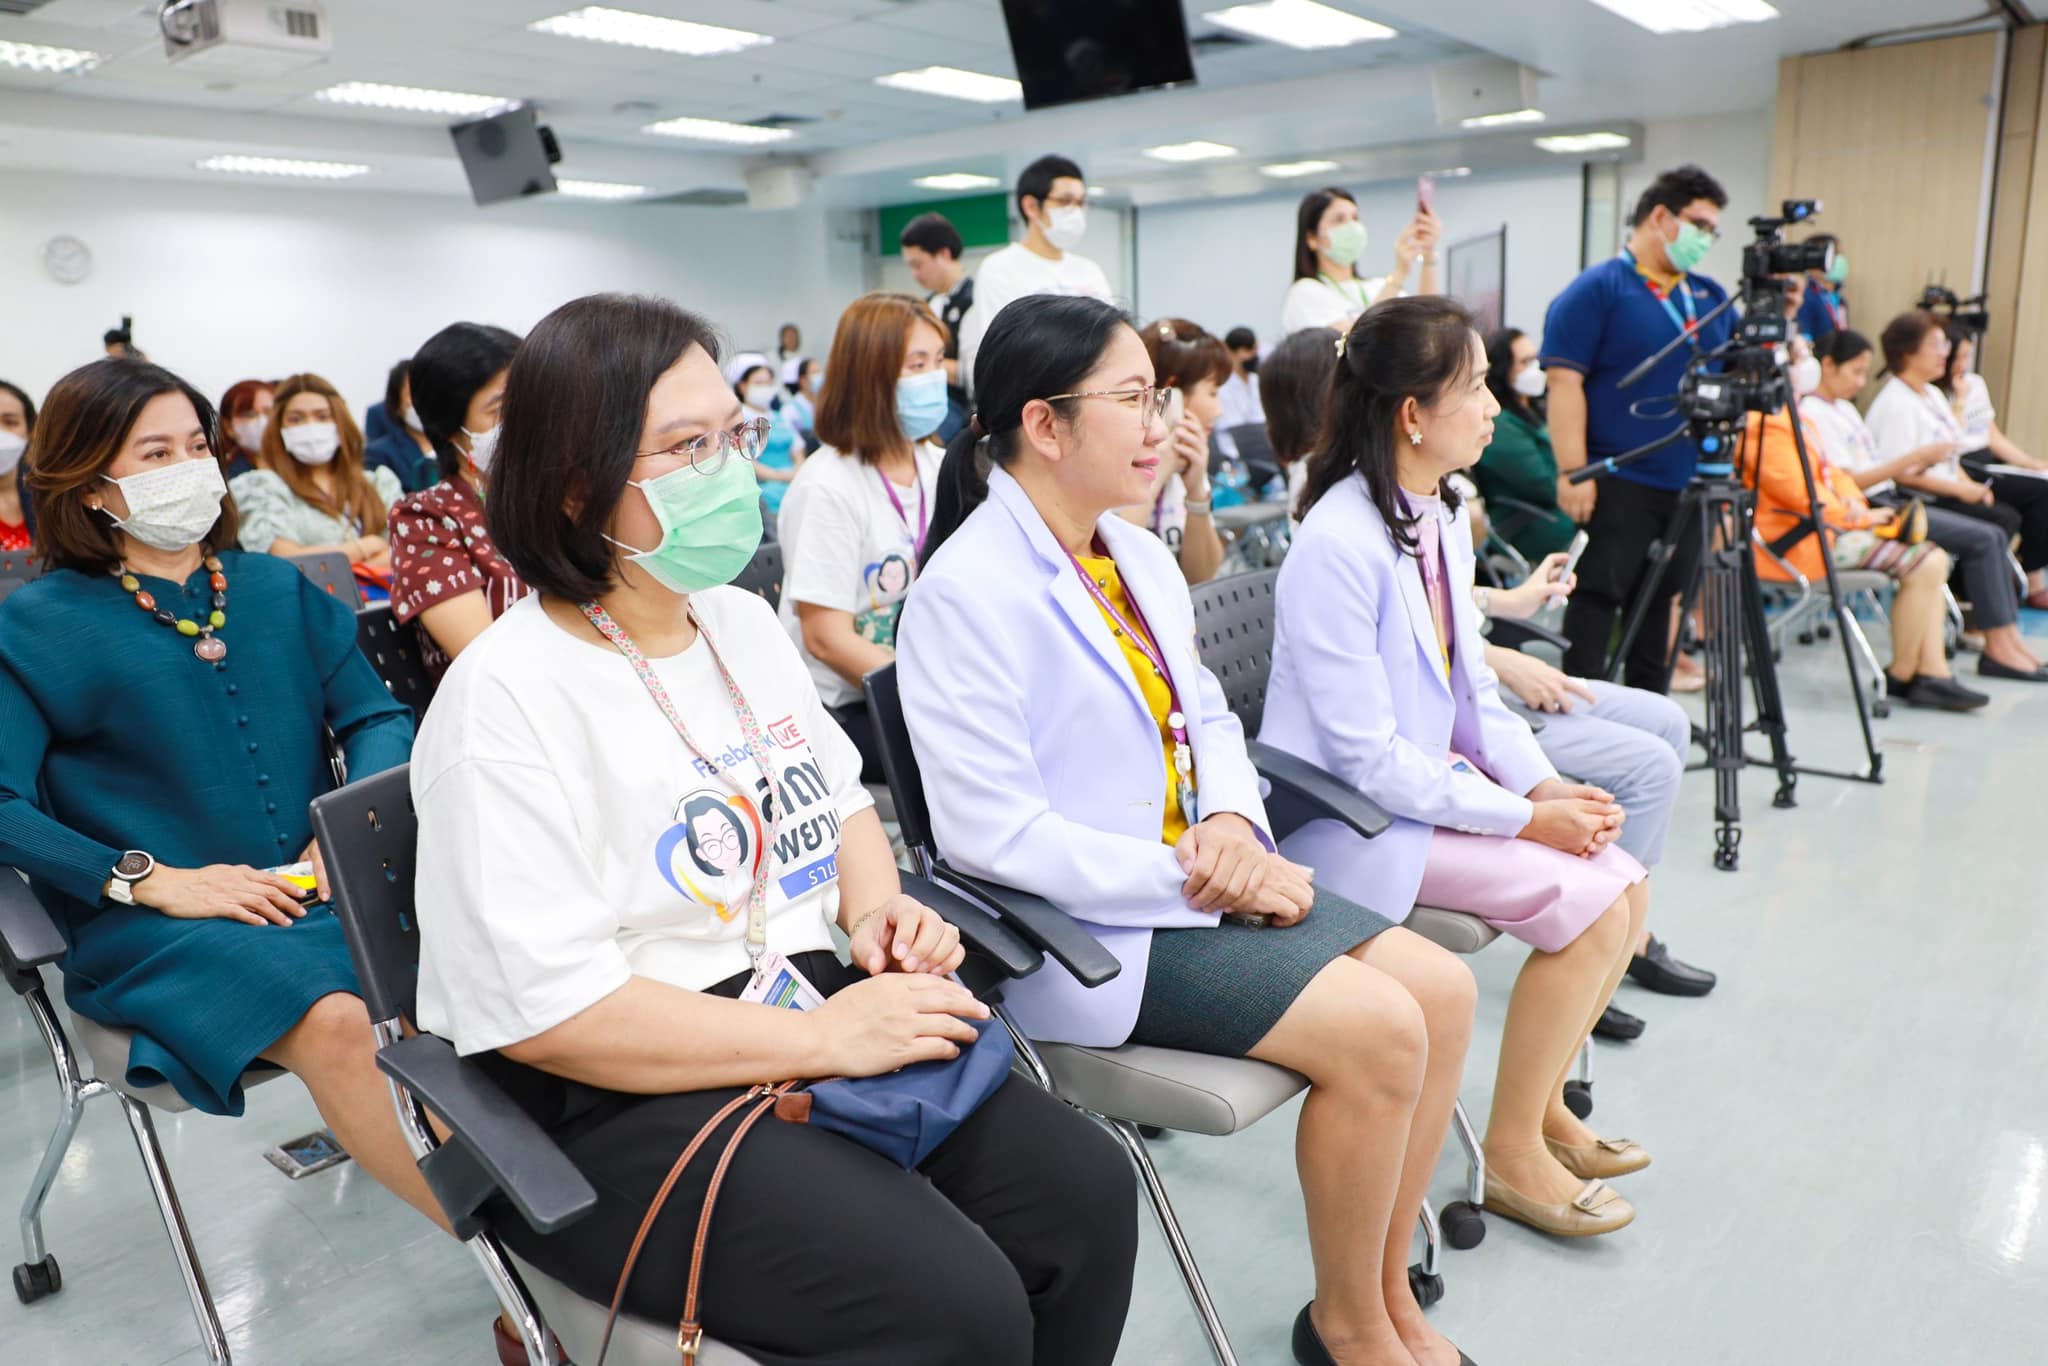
[1258,326,1340,467]
[1879,310,1943,376]
[488,293,722,602]
[27,358,238,576]
[1294,185,1358,281]
[814,291,949,464]
[1140,317,1231,393]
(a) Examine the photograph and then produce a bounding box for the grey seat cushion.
[1403,906,1501,956]
[508,1251,760,1365]
[1037,1042,1305,1135]
[66,1009,284,1113]
[1831,569,1891,596]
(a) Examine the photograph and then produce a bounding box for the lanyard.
[1623,250,1699,349]
[877,465,929,559]
[1318,272,1371,313]
[1063,548,1199,821]
[1824,290,1846,330]
[1404,497,1454,678]
[581,601,782,979]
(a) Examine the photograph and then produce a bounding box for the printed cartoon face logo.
[863,552,913,605]
[654,789,766,920]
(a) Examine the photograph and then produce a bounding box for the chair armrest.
[375,1034,596,1236]
[897,871,1043,981]
[1486,615,1571,653]
[1248,741,1393,841]
[931,866,1122,989]
[0,867,66,975]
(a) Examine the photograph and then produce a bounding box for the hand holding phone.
[1417,174,1436,215]
[1556,530,1591,586]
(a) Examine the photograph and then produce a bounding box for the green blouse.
[1474,407,1578,560]
[230,466,403,555]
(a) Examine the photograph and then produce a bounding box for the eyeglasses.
[1678,213,1720,242]
[1045,385,1173,424]
[640,416,769,476]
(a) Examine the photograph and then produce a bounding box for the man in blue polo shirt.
[1797,232,1850,342]
[1544,163,1733,692]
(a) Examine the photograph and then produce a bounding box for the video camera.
[1916,283,1990,335]
[1671,200,1830,434]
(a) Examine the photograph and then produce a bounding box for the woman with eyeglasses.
[906,293,1481,1366]
[776,291,949,780]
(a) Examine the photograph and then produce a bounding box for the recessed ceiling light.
[1428,166,1474,177]
[1260,159,1342,179]
[913,172,1003,191]
[314,82,512,116]
[876,67,1023,104]
[1087,185,1110,197]
[196,155,371,180]
[1144,140,1239,163]
[1202,0,1396,50]
[642,115,794,145]
[0,39,102,74]
[556,178,649,199]
[1584,0,1778,35]
[1535,131,1633,153]
[528,6,770,56]
[1461,108,1546,128]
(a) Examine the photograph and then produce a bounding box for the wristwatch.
[105,850,156,906]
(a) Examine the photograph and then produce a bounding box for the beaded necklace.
[116,552,228,660]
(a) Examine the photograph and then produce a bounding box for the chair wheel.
[1872,700,1890,719]
[1563,1079,1594,1120]
[1440,1201,1486,1250]
[1796,630,1815,645]
[1136,1124,1166,1140]
[1408,1263,1444,1309]
[13,1255,60,1304]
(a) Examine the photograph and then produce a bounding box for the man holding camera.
[1543,164,1735,693]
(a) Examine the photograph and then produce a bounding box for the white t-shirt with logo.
[1955,372,1996,449]
[1863,376,1965,483]
[412,590,873,1056]
[777,442,944,709]
[1799,393,1888,493]
[1281,274,1392,336]
[957,242,1112,398]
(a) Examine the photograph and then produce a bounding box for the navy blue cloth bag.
[797,1014,1014,1168]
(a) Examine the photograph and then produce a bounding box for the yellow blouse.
[1077,553,1192,845]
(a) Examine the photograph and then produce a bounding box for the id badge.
[739,951,826,1012]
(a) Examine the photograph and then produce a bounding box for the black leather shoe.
[1592,1003,1645,1041]
[1903,676,1989,711]
[1626,936,1716,997]
[1292,1303,1334,1365]
[1980,655,2048,683]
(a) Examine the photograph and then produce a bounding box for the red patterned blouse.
[389,476,529,678]
[0,520,28,553]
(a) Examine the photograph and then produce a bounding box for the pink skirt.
[1414,829,1646,953]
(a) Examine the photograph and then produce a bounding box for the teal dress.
[0,551,413,1114]
[1473,406,1579,561]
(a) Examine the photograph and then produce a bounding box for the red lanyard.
[1064,547,1198,817]
[877,465,929,558]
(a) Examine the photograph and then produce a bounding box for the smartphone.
[1416,174,1436,215]
[1161,385,1186,430]
[1557,530,1591,583]
[263,1129,350,1180]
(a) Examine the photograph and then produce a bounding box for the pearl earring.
[1408,430,1423,447]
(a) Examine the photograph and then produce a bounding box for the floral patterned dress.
[388,476,530,679]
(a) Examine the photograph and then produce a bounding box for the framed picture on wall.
[1447,226,1507,335]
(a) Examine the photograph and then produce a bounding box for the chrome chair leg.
[1102,1117,1238,1366]
[16,981,107,1267]
[1416,1198,1442,1278]
[470,1238,562,1366]
[119,1097,230,1364]
[1451,1099,1486,1209]
[1838,599,1886,704]
[1577,1035,1594,1086]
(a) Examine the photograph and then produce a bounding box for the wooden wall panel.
[1980,25,2044,412]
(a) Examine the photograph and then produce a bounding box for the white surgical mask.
[281,421,340,465]
[463,424,500,472]
[231,416,268,452]
[101,459,227,552]
[1789,356,1821,397]
[1045,205,1087,251]
[1512,366,1548,399]
[0,429,25,477]
[743,383,778,412]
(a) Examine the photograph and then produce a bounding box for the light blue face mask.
[896,369,948,441]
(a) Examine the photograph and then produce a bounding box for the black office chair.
[732,541,783,610]
[1223,423,1282,492]
[0,548,40,604]
[353,603,436,715]
[288,551,363,608]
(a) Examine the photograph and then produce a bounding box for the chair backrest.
[355,603,437,715]
[862,664,935,858]
[733,539,783,610]
[308,764,420,1026]
[1190,568,1279,737]
[0,549,40,606]
[1225,423,1282,489]
[291,551,364,608]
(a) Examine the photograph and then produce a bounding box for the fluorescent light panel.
[642,115,792,144]
[1429,166,1474,177]
[0,39,102,73]
[1461,107,1545,128]
[1260,159,1341,178]
[528,6,770,56]
[1144,139,1238,163]
[1584,0,1778,34]
[1535,131,1632,153]
[556,178,648,199]
[1202,0,1396,50]
[196,155,370,180]
[876,66,1022,103]
[315,81,510,116]
[913,172,1003,190]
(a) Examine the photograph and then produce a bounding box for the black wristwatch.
[106,850,156,906]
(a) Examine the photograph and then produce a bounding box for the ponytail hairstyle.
[410,322,521,489]
[1297,295,1478,552]
[1814,327,1872,369]
[924,294,1135,563]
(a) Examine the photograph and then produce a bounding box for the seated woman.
[778,292,948,781]
[216,377,273,481]
[0,359,437,1234]
[1939,322,2048,607]
[903,293,1480,1366]
[1262,297,1650,1243]
[1118,318,1224,583]
[231,372,402,586]
[389,322,527,679]
[410,292,1136,1366]
[363,359,438,493]
[781,355,819,437]
[728,352,805,514]
[1802,328,2044,681]
[1,378,34,551]
[1473,327,1577,561]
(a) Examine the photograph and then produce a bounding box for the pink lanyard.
[877,466,929,559]
[1407,501,1454,678]
[1063,547,1198,819]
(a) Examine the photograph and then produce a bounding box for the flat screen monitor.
[1447,226,1507,336]
[449,102,557,207]
[999,0,1197,111]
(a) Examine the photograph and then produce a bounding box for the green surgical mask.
[607,454,763,596]
[1666,219,1713,274]
[1825,255,1849,286]
[1323,220,1368,268]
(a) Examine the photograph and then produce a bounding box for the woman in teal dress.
[0,358,442,1229]
[1477,327,1579,561]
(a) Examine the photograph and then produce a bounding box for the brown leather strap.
[675,1082,796,1358]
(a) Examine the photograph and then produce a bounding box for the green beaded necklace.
[116,552,229,660]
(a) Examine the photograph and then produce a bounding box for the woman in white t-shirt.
[779,292,949,778]
[1279,186,1440,337]
[1120,317,1225,582]
[411,292,1137,1364]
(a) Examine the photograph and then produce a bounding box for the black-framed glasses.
[1046,385,1172,424]
[640,416,769,475]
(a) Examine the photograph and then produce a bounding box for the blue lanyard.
[1622,251,1698,350]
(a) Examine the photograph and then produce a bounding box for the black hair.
[102,327,131,348]
[381,359,410,426]
[1294,186,1358,280]
[1879,310,1942,377]
[899,212,965,259]
[1297,296,1478,550]
[0,379,36,432]
[1224,326,1257,351]
[1016,154,1084,219]
[1629,163,1728,228]
[410,322,522,488]
[1258,327,1339,467]
[680,795,749,878]
[1483,326,1536,420]
[785,358,815,395]
[1,378,38,539]
[1815,327,1872,369]
[924,294,1133,562]
[1936,318,1978,396]
[489,293,722,601]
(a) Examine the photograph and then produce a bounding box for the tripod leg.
[1738,533,1798,809]
[1701,494,1744,872]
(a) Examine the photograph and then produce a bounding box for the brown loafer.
[493,1315,569,1366]
[1483,1171,1635,1238]
[1545,1134,1652,1180]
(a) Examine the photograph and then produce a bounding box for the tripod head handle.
[1567,424,1692,485]
[1616,288,1742,392]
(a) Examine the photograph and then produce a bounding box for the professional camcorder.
[1916,283,1990,335]
[1668,201,1829,432]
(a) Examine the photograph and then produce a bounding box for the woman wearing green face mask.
[1281,186,1441,337]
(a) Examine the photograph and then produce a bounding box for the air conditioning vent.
[283,6,320,39]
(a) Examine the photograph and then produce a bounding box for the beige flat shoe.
[1483,1171,1636,1238]
[1545,1134,1652,1180]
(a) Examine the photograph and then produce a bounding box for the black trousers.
[484,953,1138,1366]
[1562,476,1703,692]
[1956,454,2048,573]
[1876,494,2019,630]
[828,700,886,785]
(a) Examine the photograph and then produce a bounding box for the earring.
[1408,430,1423,447]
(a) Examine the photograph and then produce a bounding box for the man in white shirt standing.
[956,154,1111,397]
[901,211,975,443]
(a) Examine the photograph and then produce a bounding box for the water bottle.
[1213,457,1249,510]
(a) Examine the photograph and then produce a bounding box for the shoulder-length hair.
[1141,317,1231,392]
[261,373,387,535]
[814,292,949,464]
[26,359,239,576]
[1879,310,1941,377]
[410,322,521,490]
[1483,326,1538,421]
[1258,327,1339,467]
[1293,186,1357,281]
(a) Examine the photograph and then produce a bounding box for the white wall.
[0,170,866,414]
[1619,108,1776,289]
